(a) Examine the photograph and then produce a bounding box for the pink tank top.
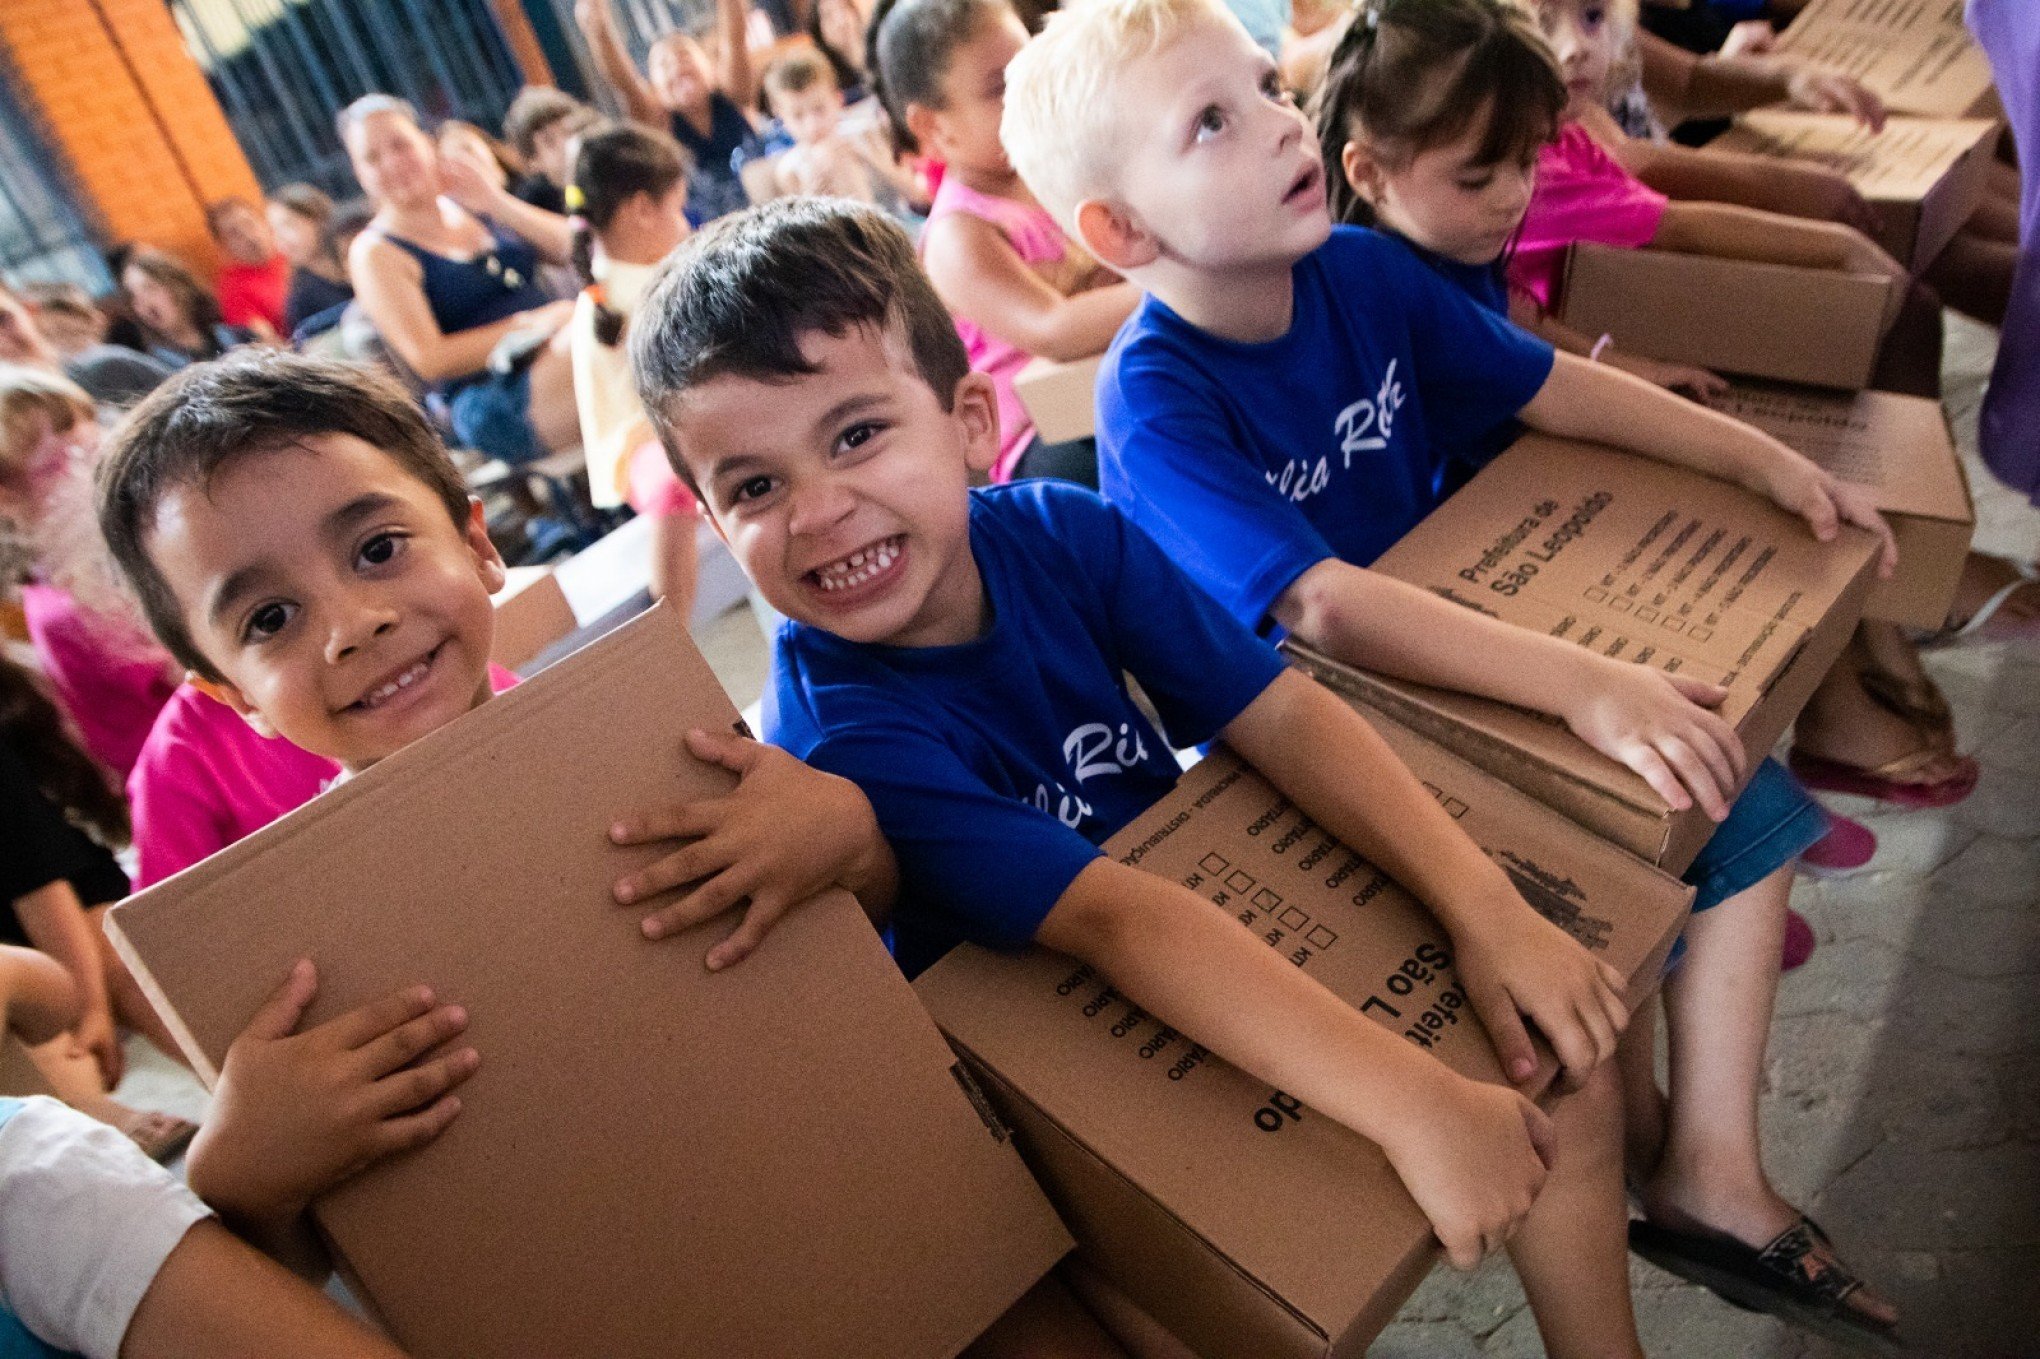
[923,176,1074,481]
[1507,122,1670,312]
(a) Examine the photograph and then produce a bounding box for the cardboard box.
[1770,0,1999,120]
[1557,242,1894,389]
[1286,433,1879,871]
[915,729,1693,1359]
[488,565,577,671]
[1014,353,1104,445]
[1702,381,1973,629]
[106,605,1070,1359]
[1708,111,2000,269]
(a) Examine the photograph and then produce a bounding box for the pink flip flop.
[1788,747,1979,809]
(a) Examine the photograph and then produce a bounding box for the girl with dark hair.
[265,183,355,336]
[566,123,699,613]
[120,247,257,367]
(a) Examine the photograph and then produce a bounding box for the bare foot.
[1940,553,2040,641]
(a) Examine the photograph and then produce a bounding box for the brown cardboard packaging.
[1014,353,1104,445]
[915,726,1693,1359]
[105,604,1070,1359]
[1770,0,1999,120]
[1701,381,1973,630]
[488,564,577,670]
[1285,434,1879,871]
[1557,242,1895,389]
[1708,112,2000,269]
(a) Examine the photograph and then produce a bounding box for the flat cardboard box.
[106,605,1070,1359]
[915,728,1693,1359]
[1557,242,1894,389]
[1014,353,1104,445]
[1285,433,1879,871]
[1708,111,1999,269]
[1771,0,1999,120]
[488,564,577,670]
[1702,381,1973,629]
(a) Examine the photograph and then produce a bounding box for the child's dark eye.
[244,601,296,643]
[731,474,776,504]
[357,531,405,568]
[1194,105,1227,141]
[1581,6,1606,28]
[1260,71,1289,102]
[837,420,885,454]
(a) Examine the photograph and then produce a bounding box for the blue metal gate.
[170,0,531,197]
[0,74,111,290]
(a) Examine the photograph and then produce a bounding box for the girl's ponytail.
[568,124,689,348]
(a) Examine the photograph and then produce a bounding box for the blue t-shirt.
[1097,224,1555,631]
[766,481,1287,977]
[1385,233,1523,497]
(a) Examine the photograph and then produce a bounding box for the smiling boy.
[631,199,1662,1344]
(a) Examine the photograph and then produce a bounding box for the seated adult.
[119,248,256,368]
[0,282,171,410]
[340,95,578,463]
[264,184,355,337]
[205,197,290,339]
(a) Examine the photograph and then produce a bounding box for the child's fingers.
[243,959,320,1042]
[609,801,723,849]
[366,1091,466,1162]
[1796,484,1841,542]
[640,866,758,941]
[354,1003,469,1080]
[1595,969,1630,1039]
[1655,736,1730,822]
[1520,1097,1557,1174]
[613,832,735,906]
[704,893,792,972]
[682,726,765,776]
[367,1046,480,1121]
[1623,745,1692,813]
[1687,720,1741,800]
[1665,674,1730,710]
[1836,492,1900,577]
[1685,703,1747,781]
[328,984,437,1051]
[1466,980,1538,1084]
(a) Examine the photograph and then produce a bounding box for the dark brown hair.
[121,246,224,340]
[569,122,689,348]
[1312,0,1565,226]
[96,350,470,681]
[0,652,129,847]
[764,48,835,106]
[502,86,589,161]
[867,0,1011,154]
[630,198,970,488]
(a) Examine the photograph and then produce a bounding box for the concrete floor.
[112,318,2037,1356]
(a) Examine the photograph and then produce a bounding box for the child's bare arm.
[1220,670,1630,1089]
[574,0,665,127]
[1649,201,1904,285]
[1638,29,1885,127]
[120,1219,410,1359]
[1613,137,1883,237]
[185,961,477,1279]
[0,943,81,1046]
[608,729,898,968]
[1518,351,1897,576]
[1270,561,1748,819]
[9,880,121,1083]
[921,215,1139,362]
[1037,856,1554,1268]
[708,0,758,108]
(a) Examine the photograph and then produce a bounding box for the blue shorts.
[1665,756,1826,970]
[448,368,546,465]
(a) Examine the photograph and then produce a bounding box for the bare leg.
[525,344,582,454]
[1793,629,1972,788]
[1635,867,1897,1328]
[647,510,700,616]
[964,1270,1132,1359]
[86,902,187,1063]
[25,1037,194,1160]
[1924,228,2018,328]
[1508,1062,1644,1359]
[1616,993,1666,1180]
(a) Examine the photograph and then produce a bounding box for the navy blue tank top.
[671,93,758,225]
[373,220,548,390]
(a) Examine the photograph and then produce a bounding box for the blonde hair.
[1002,0,1225,233]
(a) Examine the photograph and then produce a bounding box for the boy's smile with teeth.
[348,643,442,712]
[811,536,905,593]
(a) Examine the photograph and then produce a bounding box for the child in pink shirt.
[1508,120,1669,311]
[19,583,177,782]
[871,0,1137,484]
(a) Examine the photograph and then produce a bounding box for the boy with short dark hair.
[632,197,1651,1355]
[97,349,895,1272]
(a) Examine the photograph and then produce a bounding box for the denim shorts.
[448,368,546,466]
[1663,756,1827,970]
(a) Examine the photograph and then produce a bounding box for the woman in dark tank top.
[340,95,579,464]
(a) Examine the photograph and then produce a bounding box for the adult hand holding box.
[916,727,1692,1359]
[106,604,1069,1359]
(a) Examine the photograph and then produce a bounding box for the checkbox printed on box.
[1279,907,1309,930]
[1253,889,1281,911]
[1226,871,1256,894]
[1306,926,1337,948]
[1200,854,1229,875]
[1585,587,1607,602]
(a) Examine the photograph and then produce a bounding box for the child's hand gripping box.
[1708,111,2001,270]
[1701,381,1973,630]
[105,605,1070,1359]
[1014,353,1105,445]
[1557,241,1896,390]
[914,726,1692,1359]
[1769,0,2000,120]
[1285,433,1880,872]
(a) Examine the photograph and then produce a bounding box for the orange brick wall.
[0,0,261,276]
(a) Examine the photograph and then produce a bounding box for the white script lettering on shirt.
[1030,720,1153,828]
[1264,359,1407,505]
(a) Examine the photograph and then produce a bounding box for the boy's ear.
[1073,198,1158,273]
[953,371,1001,476]
[1340,139,1382,204]
[188,672,274,737]
[463,497,509,595]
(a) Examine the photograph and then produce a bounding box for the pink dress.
[1508,122,1670,312]
[127,666,523,889]
[21,583,177,781]
[922,176,1075,481]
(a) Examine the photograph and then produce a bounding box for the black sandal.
[1629,1215,1901,1353]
